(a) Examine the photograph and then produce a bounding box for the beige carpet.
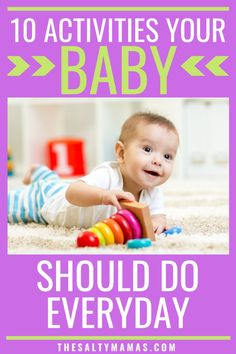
[8,179,229,254]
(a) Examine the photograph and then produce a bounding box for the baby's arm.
[152,214,167,235]
[65,181,135,210]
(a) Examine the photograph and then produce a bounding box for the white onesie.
[41,161,165,228]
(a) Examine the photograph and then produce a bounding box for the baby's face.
[121,123,179,192]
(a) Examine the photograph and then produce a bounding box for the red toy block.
[48,138,86,177]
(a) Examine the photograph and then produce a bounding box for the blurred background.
[8,98,229,185]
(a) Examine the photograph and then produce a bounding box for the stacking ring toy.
[111,214,133,243]
[103,218,124,244]
[88,227,106,246]
[118,209,141,239]
[127,239,152,249]
[77,231,99,248]
[76,201,157,248]
[164,226,182,236]
[94,222,115,245]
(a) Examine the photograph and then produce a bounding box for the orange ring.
[103,218,124,244]
[111,214,133,243]
[94,222,115,245]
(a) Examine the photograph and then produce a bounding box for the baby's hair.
[119,112,179,144]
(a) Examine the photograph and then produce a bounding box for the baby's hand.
[101,190,135,210]
[152,214,167,235]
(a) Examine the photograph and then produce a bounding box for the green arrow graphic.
[205,56,228,76]
[8,56,30,76]
[181,56,204,76]
[32,56,55,76]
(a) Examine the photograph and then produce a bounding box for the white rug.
[8,179,229,254]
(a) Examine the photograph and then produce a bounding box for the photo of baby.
[8,98,229,254]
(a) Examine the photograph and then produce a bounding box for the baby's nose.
[152,154,162,166]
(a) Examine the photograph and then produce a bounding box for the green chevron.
[181,56,204,76]
[32,56,55,76]
[8,56,30,76]
[205,56,228,76]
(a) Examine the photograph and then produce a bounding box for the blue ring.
[127,238,152,249]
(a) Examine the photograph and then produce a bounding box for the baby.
[8,112,179,234]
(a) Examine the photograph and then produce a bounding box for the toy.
[120,200,155,240]
[8,147,14,176]
[164,226,182,236]
[94,222,115,245]
[103,219,124,244]
[127,239,152,249]
[76,231,100,247]
[76,200,155,248]
[117,209,141,239]
[48,138,86,177]
[88,227,106,245]
[110,214,133,243]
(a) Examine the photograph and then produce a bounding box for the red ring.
[111,214,133,243]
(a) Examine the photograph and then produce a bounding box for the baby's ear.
[115,141,125,162]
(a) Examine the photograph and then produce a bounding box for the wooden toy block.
[120,200,155,241]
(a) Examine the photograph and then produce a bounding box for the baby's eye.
[164,153,172,160]
[143,146,152,153]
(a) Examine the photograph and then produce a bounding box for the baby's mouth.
[144,170,160,177]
